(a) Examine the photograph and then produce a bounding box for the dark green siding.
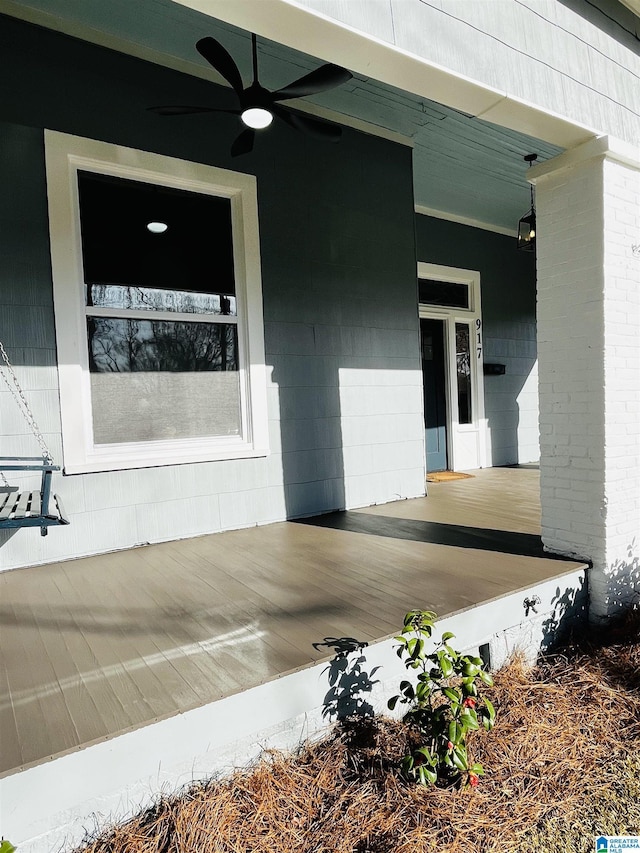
[0,14,423,568]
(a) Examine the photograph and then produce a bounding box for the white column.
[531,137,640,621]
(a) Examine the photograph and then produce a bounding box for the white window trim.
[45,130,269,474]
[418,262,487,470]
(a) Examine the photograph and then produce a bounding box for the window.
[45,131,268,474]
[418,278,469,309]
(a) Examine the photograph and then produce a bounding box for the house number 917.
[476,318,482,359]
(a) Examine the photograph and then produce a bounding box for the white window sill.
[62,440,270,475]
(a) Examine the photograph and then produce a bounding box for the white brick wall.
[533,139,640,619]
[597,156,640,616]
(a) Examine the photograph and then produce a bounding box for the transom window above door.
[418,278,470,310]
[45,131,268,474]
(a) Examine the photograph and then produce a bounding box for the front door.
[420,317,448,472]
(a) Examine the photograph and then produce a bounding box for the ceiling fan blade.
[273,106,343,142]
[196,36,244,96]
[147,105,240,116]
[272,64,352,102]
[231,129,255,157]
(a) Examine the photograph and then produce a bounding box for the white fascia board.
[477,93,598,152]
[169,0,599,150]
[528,135,640,184]
[619,0,640,17]
[415,205,517,237]
[171,0,504,118]
[1,0,597,149]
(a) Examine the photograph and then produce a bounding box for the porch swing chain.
[0,341,55,476]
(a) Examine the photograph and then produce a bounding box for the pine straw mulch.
[77,614,640,853]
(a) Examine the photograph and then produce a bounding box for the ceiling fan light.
[241,107,273,129]
[147,221,168,234]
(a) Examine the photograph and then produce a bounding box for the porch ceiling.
[2,0,565,233]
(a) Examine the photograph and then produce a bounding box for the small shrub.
[388,609,496,788]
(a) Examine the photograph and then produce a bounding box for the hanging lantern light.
[517,153,538,251]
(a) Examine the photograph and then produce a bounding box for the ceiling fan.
[149,34,353,156]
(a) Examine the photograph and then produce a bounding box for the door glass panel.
[455,323,472,425]
[422,334,434,361]
[421,318,448,472]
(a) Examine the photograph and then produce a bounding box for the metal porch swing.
[0,341,69,536]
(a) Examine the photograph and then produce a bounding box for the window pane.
[78,170,236,298]
[87,284,236,316]
[419,279,469,309]
[455,323,472,425]
[88,318,238,372]
[87,318,240,443]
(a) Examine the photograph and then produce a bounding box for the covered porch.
[0,466,587,780]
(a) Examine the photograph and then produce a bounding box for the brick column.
[531,137,640,621]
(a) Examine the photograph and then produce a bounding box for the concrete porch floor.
[0,466,586,779]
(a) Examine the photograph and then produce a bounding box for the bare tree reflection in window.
[88,283,236,316]
[88,318,237,374]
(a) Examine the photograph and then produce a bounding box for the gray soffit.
[0,0,563,233]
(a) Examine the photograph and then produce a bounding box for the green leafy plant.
[0,840,16,853]
[388,609,496,788]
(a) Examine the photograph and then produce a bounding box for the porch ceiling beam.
[169,0,598,150]
[619,0,640,17]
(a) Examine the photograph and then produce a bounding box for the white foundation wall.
[534,138,640,618]
[1,566,586,853]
